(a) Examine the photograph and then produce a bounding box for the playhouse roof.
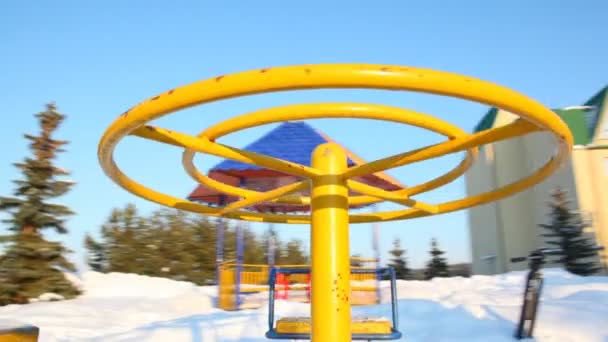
[187,121,404,212]
[210,121,357,174]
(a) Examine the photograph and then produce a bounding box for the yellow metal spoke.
[347,180,438,213]
[343,119,542,179]
[181,149,309,205]
[218,181,309,214]
[131,125,320,178]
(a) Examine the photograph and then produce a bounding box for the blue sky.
[1,0,606,271]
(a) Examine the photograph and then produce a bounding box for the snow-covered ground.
[0,269,607,341]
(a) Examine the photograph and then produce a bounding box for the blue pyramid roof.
[211,121,357,172]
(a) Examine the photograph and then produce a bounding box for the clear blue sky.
[1,1,606,272]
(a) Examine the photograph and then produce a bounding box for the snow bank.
[80,272,200,299]
[0,268,606,341]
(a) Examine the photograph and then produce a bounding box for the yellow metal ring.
[182,102,477,207]
[98,63,573,224]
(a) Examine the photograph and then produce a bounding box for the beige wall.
[465,143,501,275]
[466,109,608,274]
[572,148,608,267]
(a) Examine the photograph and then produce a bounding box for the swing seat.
[266,316,401,340]
[265,267,402,340]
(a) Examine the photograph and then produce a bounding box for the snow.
[0,268,606,341]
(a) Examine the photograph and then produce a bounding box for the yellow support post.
[310,143,351,342]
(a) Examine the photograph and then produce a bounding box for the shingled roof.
[210,121,358,173]
[187,121,405,212]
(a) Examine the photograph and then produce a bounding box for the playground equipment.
[266,267,400,340]
[216,257,381,310]
[0,323,39,342]
[98,63,573,341]
[510,245,604,339]
[217,261,312,310]
[187,121,393,310]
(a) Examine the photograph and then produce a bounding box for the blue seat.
[265,267,402,340]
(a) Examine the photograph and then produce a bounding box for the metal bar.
[267,267,392,275]
[347,180,438,213]
[389,267,399,331]
[131,125,320,178]
[268,268,277,332]
[219,181,308,214]
[236,221,243,309]
[310,143,351,342]
[343,119,541,179]
[373,204,382,304]
[215,198,225,308]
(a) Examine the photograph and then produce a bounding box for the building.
[465,86,608,275]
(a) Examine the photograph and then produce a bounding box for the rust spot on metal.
[151,95,160,101]
[145,125,156,131]
[168,89,175,94]
[260,68,270,73]
[381,67,391,72]
[120,111,130,117]
[215,75,224,82]
[304,68,311,74]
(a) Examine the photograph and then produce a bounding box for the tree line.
[84,204,308,284]
[0,103,604,306]
[386,237,455,280]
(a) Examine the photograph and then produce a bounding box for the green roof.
[583,85,607,139]
[473,107,498,132]
[554,108,592,145]
[473,85,608,146]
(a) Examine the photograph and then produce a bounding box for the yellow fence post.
[310,143,351,342]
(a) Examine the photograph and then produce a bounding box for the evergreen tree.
[102,204,146,273]
[283,239,308,265]
[540,187,602,276]
[387,238,411,279]
[84,204,311,285]
[190,215,219,282]
[84,233,106,272]
[242,225,266,265]
[424,238,449,280]
[85,204,222,284]
[0,103,80,304]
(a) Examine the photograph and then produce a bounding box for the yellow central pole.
[310,143,351,342]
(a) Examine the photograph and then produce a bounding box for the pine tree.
[283,239,308,265]
[102,204,145,273]
[540,187,602,276]
[387,238,411,279]
[424,238,449,280]
[0,103,80,304]
[84,205,223,285]
[84,234,106,272]
[190,215,219,282]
